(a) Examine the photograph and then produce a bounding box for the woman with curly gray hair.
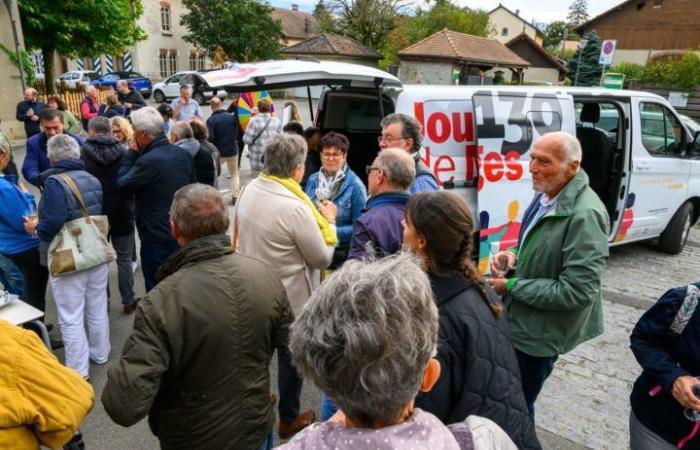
[277,254,516,450]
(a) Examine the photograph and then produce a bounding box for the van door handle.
[636,161,651,171]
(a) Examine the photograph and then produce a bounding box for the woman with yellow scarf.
[233,133,336,439]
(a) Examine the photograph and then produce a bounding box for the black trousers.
[6,247,48,314]
[278,346,303,423]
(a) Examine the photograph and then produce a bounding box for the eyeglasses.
[321,152,343,160]
[365,166,382,175]
[377,135,406,145]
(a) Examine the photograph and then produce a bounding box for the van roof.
[400,84,665,101]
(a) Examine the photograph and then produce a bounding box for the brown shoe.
[123,299,140,315]
[278,410,315,440]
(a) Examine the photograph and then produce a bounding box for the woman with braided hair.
[402,191,542,450]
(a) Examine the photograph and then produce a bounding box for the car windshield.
[84,73,99,81]
[104,74,119,81]
[128,73,144,79]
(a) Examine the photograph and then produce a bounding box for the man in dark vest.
[15,88,46,139]
[379,113,439,194]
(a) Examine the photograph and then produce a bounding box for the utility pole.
[574,39,588,87]
[4,0,27,92]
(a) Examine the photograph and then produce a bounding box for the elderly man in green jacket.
[102,184,293,450]
[488,131,609,420]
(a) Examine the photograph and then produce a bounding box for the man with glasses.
[379,113,439,194]
[348,148,415,260]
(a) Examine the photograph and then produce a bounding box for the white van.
[201,60,700,261]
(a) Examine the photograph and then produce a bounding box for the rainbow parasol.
[237,91,272,132]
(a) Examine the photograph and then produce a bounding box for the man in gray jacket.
[103,184,293,450]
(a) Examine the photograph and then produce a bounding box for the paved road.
[8,99,700,449]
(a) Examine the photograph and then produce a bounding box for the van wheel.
[153,90,166,103]
[658,202,694,254]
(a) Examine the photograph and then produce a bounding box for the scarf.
[315,163,348,202]
[261,173,337,247]
[155,235,232,283]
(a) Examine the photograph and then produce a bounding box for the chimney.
[292,3,299,11]
[515,9,520,16]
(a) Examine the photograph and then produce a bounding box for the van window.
[640,102,684,157]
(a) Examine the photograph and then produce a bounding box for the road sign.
[601,72,625,90]
[599,39,617,66]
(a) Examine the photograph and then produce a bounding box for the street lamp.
[3,0,27,91]
[574,39,588,87]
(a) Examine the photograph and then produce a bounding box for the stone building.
[0,1,26,139]
[281,34,380,67]
[505,33,568,84]
[273,4,318,47]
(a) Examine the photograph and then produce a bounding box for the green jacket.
[508,170,609,357]
[102,235,293,450]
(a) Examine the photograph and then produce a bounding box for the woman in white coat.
[234,133,336,438]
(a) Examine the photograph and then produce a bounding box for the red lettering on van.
[452,112,473,142]
[414,102,425,134]
[427,112,451,144]
[466,145,479,184]
[483,152,505,182]
[504,151,523,181]
[434,155,455,184]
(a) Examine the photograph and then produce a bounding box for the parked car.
[198,60,700,256]
[91,71,152,98]
[152,71,227,105]
[56,70,99,90]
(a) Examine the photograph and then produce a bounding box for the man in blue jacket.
[22,108,84,188]
[348,148,415,260]
[207,97,239,200]
[117,107,195,291]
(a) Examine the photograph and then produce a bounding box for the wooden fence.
[629,82,700,121]
[38,88,115,120]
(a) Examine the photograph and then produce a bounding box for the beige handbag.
[47,173,115,277]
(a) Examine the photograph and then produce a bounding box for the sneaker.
[278,410,315,440]
[131,261,138,274]
[50,335,64,350]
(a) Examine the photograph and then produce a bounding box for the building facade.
[576,0,700,65]
[1,1,26,139]
[488,4,544,46]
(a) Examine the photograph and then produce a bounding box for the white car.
[152,71,227,105]
[56,70,99,89]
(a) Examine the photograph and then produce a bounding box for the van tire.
[658,202,694,254]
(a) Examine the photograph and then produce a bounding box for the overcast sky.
[270,0,625,24]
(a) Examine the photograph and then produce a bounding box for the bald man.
[80,86,100,130]
[206,97,240,202]
[16,88,46,138]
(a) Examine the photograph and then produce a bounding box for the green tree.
[567,0,589,26]
[181,0,283,63]
[567,31,602,86]
[543,20,579,50]
[326,0,410,50]
[381,1,490,66]
[313,0,338,33]
[17,0,146,94]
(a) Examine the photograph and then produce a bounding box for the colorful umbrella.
[237,91,273,132]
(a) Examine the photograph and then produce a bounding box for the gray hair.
[88,116,112,135]
[264,134,307,177]
[375,147,416,190]
[537,131,582,166]
[116,80,128,88]
[180,84,192,93]
[380,113,423,153]
[170,184,230,240]
[290,253,438,426]
[130,107,165,139]
[85,85,97,95]
[47,134,80,162]
[170,121,193,140]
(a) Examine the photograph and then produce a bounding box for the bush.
[611,52,700,89]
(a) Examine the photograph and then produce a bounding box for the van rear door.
[472,89,576,272]
[198,60,401,92]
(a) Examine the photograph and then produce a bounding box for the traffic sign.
[599,39,617,66]
[601,72,625,90]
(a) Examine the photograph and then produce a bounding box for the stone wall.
[398,61,453,85]
[0,2,27,139]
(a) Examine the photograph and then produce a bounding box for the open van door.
[199,60,401,93]
[471,89,576,273]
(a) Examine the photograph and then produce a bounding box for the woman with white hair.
[278,254,517,450]
[24,134,109,380]
[235,133,336,438]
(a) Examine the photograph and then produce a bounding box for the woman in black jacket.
[402,191,541,450]
[189,118,220,187]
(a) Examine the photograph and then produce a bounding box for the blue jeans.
[111,233,136,305]
[278,346,304,423]
[140,240,180,292]
[515,349,558,420]
[256,432,273,450]
[0,253,24,296]
[321,393,338,421]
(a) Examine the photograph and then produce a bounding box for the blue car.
[91,71,152,98]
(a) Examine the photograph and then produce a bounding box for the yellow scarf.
[261,174,337,247]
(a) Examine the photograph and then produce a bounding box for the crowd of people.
[1,86,699,450]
